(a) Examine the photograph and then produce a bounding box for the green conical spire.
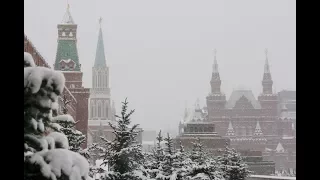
[94,18,107,67]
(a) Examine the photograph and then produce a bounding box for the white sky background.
[24,0,296,133]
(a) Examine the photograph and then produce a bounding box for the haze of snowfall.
[23,5,298,180]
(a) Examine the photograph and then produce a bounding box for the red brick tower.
[206,49,227,110]
[258,49,279,115]
[53,5,90,147]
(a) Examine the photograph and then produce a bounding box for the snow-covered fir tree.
[217,145,251,180]
[155,133,187,180]
[190,138,206,164]
[24,52,89,180]
[184,138,225,180]
[51,94,86,153]
[99,98,146,180]
[143,130,165,179]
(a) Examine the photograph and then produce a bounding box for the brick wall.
[24,35,50,68]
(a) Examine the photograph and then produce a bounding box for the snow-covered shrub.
[24,52,89,180]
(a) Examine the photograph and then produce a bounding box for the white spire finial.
[264,48,270,74]
[67,0,70,9]
[61,0,75,24]
[99,17,103,27]
[212,49,218,73]
[265,48,268,59]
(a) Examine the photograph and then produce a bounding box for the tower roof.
[263,48,272,81]
[253,121,263,136]
[61,4,75,24]
[226,90,261,109]
[226,121,235,137]
[211,49,220,80]
[94,17,107,67]
[212,49,219,74]
[275,142,285,152]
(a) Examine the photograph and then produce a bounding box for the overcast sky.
[24,0,296,132]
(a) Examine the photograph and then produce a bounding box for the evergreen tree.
[154,130,165,166]
[100,98,146,180]
[156,133,186,180]
[190,138,206,164]
[24,52,89,180]
[217,146,251,180]
[51,94,86,152]
[144,130,165,179]
[184,138,224,180]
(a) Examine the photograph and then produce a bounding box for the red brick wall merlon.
[24,34,51,68]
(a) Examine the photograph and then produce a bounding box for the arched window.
[99,72,102,88]
[95,73,98,88]
[106,74,109,88]
[97,101,102,118]
[105,101,109,119]
[100,102,104,119]
[102,73,105,88]
[92,72,95,88]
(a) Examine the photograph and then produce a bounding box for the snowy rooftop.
[226,89,261,109]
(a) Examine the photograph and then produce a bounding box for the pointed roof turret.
[94,17,107,67]
[61,4,75,24]
[275,142,285,153]
[253,121,267,142]
[226,121,235,137]
[253,121,263,136]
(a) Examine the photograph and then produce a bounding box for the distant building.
[176,99,229,151]
[239,150,275,175]
[263,142,296,174]
[278,90,296,133]
[178,49,295,174]
[86,18,117,146]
